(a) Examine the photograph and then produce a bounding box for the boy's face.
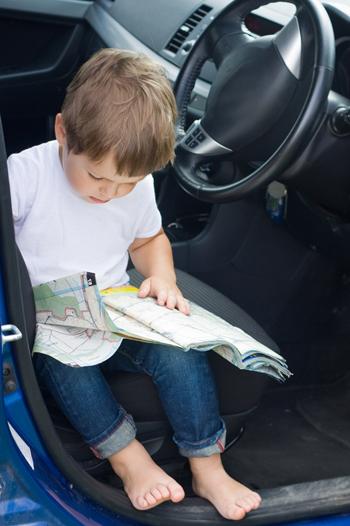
[55,114,144,204]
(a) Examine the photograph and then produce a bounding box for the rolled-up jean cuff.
[177,420,227,458]
[89,414,136,459]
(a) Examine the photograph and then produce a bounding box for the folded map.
[33,271,291,380]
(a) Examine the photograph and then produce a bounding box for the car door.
[0,0,96,155]
[0,156,69,524]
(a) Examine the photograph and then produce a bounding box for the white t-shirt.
[8,140,162,289]
[7,140,162,366]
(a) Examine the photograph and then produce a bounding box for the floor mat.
[99,379,350,494]
[297,374,350,449]
[223,382,350,489]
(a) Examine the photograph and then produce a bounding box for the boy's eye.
[88,172,101,180]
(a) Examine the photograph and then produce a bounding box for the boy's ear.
[55,113,66,146]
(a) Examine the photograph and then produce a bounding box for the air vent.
[165,4,213,55]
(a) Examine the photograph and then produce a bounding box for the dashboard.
[99,0,350,100]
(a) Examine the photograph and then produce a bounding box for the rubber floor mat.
[98,379,350,493]
[223,382,350,489]
[297,374,350,449]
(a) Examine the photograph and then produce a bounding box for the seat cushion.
[104,268,277,420]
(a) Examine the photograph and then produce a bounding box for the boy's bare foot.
[190,454,261,520]
[108,439,185,510]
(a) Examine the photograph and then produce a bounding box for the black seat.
[19,249,278,472]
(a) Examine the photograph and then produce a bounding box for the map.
[33,271,291,380]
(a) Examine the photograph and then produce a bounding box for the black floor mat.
[297,373,350,449]
[99,377,350,495]
[222,379,350,489]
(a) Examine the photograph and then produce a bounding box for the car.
[1,0,350,524]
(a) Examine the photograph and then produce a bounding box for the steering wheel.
[173,0,335,202]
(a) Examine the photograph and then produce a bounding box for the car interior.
[1,0,350,525]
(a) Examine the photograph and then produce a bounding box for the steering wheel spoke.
[178,119,232,157]
[273,15,302,80]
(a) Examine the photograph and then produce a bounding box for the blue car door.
[0,112,72,524]
[0,255,67,524]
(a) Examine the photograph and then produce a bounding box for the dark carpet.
[101,375,350,494]
[223,376,350,489]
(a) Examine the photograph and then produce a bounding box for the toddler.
[7,48,261,520]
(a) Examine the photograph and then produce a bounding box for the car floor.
[98,373,350,497]
[224,374,350,490]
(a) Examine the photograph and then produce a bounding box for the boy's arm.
[128,229,190,315]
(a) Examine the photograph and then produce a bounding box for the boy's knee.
[136,345,211,379]
[155,347,209,372]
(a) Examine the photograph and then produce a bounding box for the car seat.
[18,248,278,475]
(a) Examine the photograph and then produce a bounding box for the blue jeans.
[34,339,226,459]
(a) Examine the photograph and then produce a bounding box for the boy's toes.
[150,488,163,501]
[157,484,170,499]
[168,481,185,503]
[226,504,246,521]
[236,496,255,513]
[251,493,262,509]
[133,483,181,511]
[246,492,261,510]
[135,496,148,509]
[253,493,262,506]
[145,492,157,506]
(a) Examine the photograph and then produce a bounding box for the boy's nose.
[99,183,116,199]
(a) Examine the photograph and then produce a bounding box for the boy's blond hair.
[61,48,177,177]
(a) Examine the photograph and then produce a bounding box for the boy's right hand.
[138,276,190,315]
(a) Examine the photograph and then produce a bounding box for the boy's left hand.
[138,276,190,315]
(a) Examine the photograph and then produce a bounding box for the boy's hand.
[138,276,190,315]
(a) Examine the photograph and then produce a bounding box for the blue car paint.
[0,259,349,525]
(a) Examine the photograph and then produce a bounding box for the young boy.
[7,48,261,520]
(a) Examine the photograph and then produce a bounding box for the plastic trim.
[0,0,92,19]
[85,3,210,99]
